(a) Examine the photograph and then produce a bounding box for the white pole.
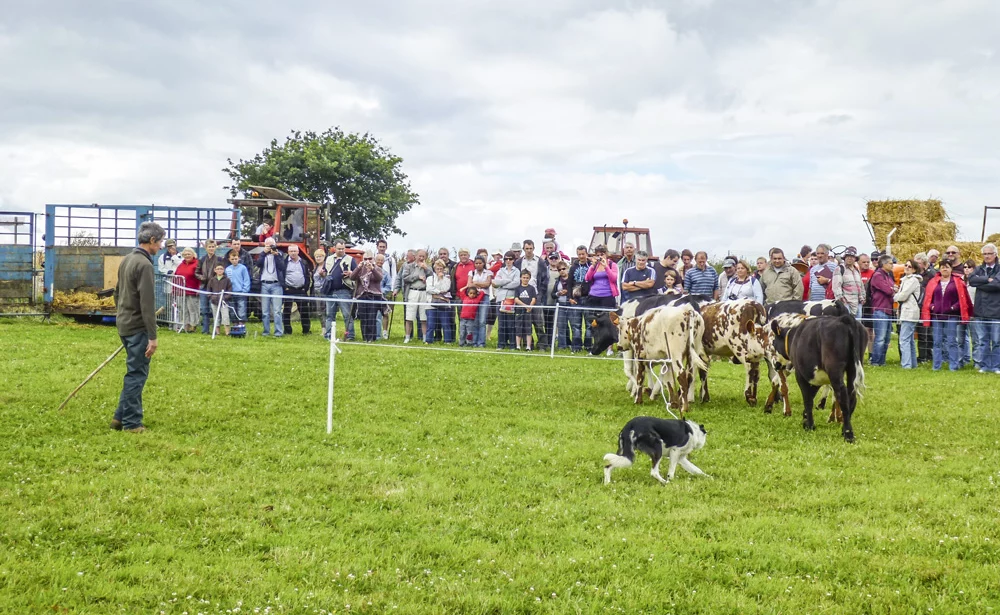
[327,320,336,434]
[211,292,223,339]
[550,304,559,359]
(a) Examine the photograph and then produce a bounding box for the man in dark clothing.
[969,243,1000,373]
[111,221,165,433]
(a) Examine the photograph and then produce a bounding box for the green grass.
[2,318,999,614]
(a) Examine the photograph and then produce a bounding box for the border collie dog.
[603,417,710,485]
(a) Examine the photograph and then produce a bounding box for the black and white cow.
[766,299,851,320]
[769,314,867,442]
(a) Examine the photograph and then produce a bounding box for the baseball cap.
[165,238,176,247]
[723,257,737,268]
[510,241,522,251]
[548,253,560,260]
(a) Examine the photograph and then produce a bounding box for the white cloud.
[2,0,1000,257]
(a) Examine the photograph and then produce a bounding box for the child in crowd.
[459,287,486,346]
[225,249,250,326]
[206,263,232,336]
[514,270,537,351]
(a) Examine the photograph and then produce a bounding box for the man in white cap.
[718,256,737,291]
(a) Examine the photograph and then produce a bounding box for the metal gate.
[44,204,239,325]
[0,210,42,314]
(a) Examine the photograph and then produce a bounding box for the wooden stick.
[56,306,164,411]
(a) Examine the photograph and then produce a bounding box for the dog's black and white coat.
[603,417,710,485]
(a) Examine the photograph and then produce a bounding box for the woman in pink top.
[584,244,620,310]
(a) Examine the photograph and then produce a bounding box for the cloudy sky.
[2,0,999,257]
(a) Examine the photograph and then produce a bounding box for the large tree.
[223,128,419,242]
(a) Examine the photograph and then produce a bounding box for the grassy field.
[2,318,999,614]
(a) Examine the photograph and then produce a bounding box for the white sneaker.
[979,369,988,374]
[403,336,411,344]
[382,331,389,340]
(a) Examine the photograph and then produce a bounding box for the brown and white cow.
[696,300,786,408]
[621,304,710,418]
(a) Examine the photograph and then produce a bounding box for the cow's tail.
[604,429,636,469]
[842,315,866,402]
[688,309,710,373]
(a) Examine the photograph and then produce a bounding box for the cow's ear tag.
[591,319,598,328]
[609,313,620,326]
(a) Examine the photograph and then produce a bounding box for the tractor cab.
[228,186,351,266]
[589,219,656,261]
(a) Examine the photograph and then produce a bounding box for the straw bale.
[871,220,956,247]
[987,233,1000,245]
[52,290,115,310]
[866,200,946,224]
[886,241,985,263]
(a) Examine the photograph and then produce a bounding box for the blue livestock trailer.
[0,210,42,315]
[44,204,239,322]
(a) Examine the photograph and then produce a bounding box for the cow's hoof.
[827,414,836,423]
[746,397,758,407]
[843,431,855,443]
[803,422,816,431]
[763,407,773,414]
[783,410,792,418]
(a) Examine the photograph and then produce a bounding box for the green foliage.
[2,319,1000,613]
[223,128,419,243]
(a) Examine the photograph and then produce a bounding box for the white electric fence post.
[327,321,336,434]
[211,291,223,339]
[550,304,559,359]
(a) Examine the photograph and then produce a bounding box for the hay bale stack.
[987,233,1000,245]
[889,241,985,262]
[870,220,956,247]
[866,200,947,224]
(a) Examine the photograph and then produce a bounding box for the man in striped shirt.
[683,251,720,300]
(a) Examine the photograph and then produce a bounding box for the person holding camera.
[350,249,384,342]
[321,239,357,341]
[256,237,286,337]
[584,244,619,312]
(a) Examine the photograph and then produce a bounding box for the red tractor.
[589,219,656,261]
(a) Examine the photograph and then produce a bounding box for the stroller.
[221,299,246,338]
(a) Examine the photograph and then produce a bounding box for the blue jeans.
[870,311,892,366]
[230,296,247,322]
[325,289,355,340]
[555,302,571,349]
[497,311,516,349]
[474,300,489,347]
[426,307,455,343]
[567,304,592,351]
[261,282,284,336]
[899,321,917,368]
[932,316,960,370]
[974,318,1000,371]
[957,323,971,367]
[199,292,213,333]
[115,331,151,430]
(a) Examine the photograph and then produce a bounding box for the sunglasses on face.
[558,268,567,272]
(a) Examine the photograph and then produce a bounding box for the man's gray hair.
[983,243,997,255]
[636,250,649,258]
[878,254,893,268]
[137,221,165,245]
[914,252,928,264]
[816,243,832,253]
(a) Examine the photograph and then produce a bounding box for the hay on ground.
[51,291,115,310]
[866,199,946,224]
[871,221,957,247]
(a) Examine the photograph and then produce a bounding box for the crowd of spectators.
[156,231,1000,373]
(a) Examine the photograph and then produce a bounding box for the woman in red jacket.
[921,259,973,371]
[174,247,202,333]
